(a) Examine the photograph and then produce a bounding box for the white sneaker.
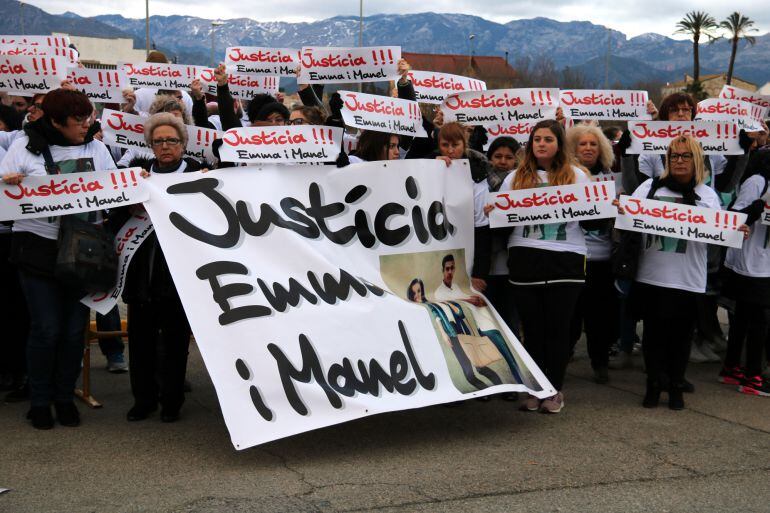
[689,342,720,363]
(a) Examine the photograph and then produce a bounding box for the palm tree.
[720,12,758,85]
[675,11,718,83]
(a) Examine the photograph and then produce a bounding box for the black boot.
[642,380,660,408]
[668,387,685,410]
[27,405,54,430]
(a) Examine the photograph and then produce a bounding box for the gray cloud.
[26,0,770,38]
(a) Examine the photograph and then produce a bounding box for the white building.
[53,32,146,68]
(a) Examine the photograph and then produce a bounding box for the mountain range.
[1,0,768,87]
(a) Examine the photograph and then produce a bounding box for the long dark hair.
[511,119,573,190]
[407,278,426,303]
[354,130,395,161]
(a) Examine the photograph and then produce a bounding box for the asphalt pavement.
[1,337,768,513]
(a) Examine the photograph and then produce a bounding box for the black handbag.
[40,146,118,293]
[611,177,663,280]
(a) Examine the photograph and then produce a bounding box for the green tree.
[719,12,758,85]
[675,11,718,83]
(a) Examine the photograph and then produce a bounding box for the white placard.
[441,88,559,127]
[696,98,767,132]
[225,47,299,77]
[67,68,123,103]
[627,121,743,155]
[407,70,486,104]
[141,160,553,449]
[219,125,343,163]
[298,46,400,84]
[488,181,616,228]
[560,89,650,120]
[119,62,201,90]
[101,109,220,163]
[0,55,68,95]
[339,90,427,137]
[196,67,280,99]
[81,213,155,315]
[720,85,770,110]
[0,168,147,221]
[0,43,78,65]
[616,195,746,248]
[0,35,70,48]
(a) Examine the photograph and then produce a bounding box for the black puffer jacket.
[116,157,201,303]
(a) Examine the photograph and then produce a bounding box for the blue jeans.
[96,305,124,357]
[18,270,89,407]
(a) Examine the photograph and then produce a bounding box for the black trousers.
[484,274,520,339]
[580,260,619,369]
[634,283,696,386]
[726,300,769,377]
[128,296,191,411]
[0,233,28,377]
[511,283,583,391]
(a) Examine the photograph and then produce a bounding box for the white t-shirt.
[433,281,466,302]
[117,147,154,168]
[0,130,23,151]
[639,153,726,190]
[503,166,590,255]
[135,88,194,120]
[0,136,117,240]
[633,179,721,293]
[725,174,770,278]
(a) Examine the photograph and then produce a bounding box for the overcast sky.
[26,0,769,39]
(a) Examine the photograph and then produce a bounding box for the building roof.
[402,52,515,79]
[666,73,756,88]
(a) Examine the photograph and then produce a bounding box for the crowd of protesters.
[1,45,769,431]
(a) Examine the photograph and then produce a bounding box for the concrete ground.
[1,338,768,513]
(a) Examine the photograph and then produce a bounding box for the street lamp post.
[211,20,225,68]
[358,0,363,93]
[145,0,150,56]
[468,34,476,74]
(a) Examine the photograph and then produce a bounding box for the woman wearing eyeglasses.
[119,112,198,423]
[625,135,745,410]
[0,89,116,429]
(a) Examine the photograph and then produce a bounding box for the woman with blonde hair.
[565,125,618,383]
[627,135,732,410]
[486,119,600,413]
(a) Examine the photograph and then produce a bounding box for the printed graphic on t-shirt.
[47,157,96,223]
[522,182,567,241]
[645,195,687,253]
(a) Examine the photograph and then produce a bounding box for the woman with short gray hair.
[117,111,203,423]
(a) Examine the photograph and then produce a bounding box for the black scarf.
[658,175,700,205]
[24,117,100,155]
[588,162,605,176]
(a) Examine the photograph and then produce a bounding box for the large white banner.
[141,160,553,449]
[81,213,155,315]
[101,109,220,163]
[119,62,201,90]
[696,98,767,132]
[616,195,746,248]
[441,88,559,127]
[298,46,400,84]
[196,67,280,99]
[219,126,343,163]
[488,181,616,228]
[0,168,147,221]
[339,90,427,137]
[407,70,486,104]
[67,68,123,103]
[0,55,68,95]
[720,85,770,110]
[560,89,650,120]
[627,121,743,155]
[225,47,300,77]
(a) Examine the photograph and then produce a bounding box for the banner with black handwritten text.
[141,160,553,449]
